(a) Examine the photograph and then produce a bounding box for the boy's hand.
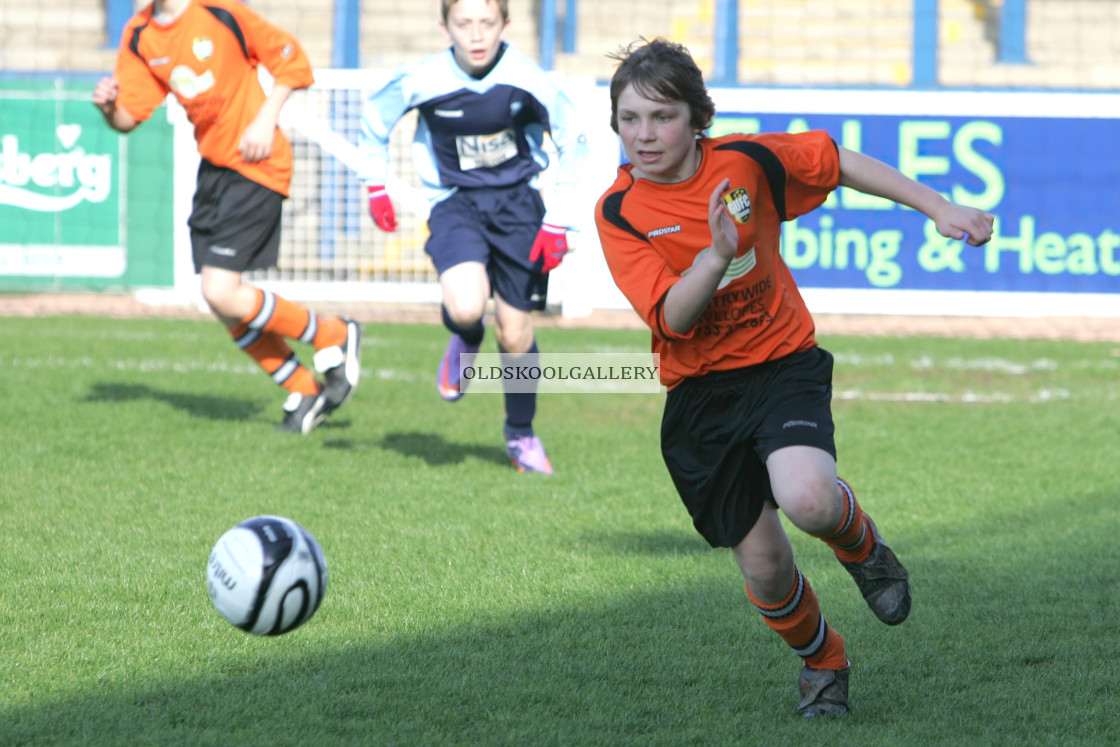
[91,77,119,112]
[708,178,738,261]
[239,116,275,163]
[935,204,995,246]
[367,186,397,232]
[529,223,568,272]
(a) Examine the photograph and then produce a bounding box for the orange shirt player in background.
[596,39,994,719]
[92,0,362,434]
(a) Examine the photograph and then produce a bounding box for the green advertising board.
[0,80,174,291]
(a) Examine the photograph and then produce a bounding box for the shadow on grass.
[6,506,1117,744]
[582,527,709,557]
[378,431,510,468]
[0,583,799,745]
[83,382,261,421]
[7,555,1109,745]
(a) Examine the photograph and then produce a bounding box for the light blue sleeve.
[536,81,590,231]
[506,51,590,231]
[358,70,412,187]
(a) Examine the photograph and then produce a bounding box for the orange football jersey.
[595,131,840,389]
[113,0,314,196]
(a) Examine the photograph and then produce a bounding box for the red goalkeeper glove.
[367,185,397,232]
[529,223,568,273]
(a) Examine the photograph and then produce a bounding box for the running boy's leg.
[213,279,362,415]
[734,505,850,668]
[427,191,490,402]
[436,261,488,401]
[486,184,552,474]
[425,185,552,471]
[738,450,850,718]
[734,506,850,717]
[766,445,911,625]
[493,295,550,474]
[199,267,326,433]
[191,163,360,432]
[662,373,847,717]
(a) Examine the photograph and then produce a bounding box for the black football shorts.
[189,160,284,274]
[660,346,837,548]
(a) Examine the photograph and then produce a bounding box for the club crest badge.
[193,37,214,61]
[721,187,752,224]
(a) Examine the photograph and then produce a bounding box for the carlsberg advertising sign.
[0,88,173,289]
[1,129,112,211]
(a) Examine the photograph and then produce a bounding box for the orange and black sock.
[244,288,346,350]
[819,478,875,564]
[230,323,320,397]
[746,568,848,671]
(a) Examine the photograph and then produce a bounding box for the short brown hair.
[441,0,509,22]
[607,38,716,134]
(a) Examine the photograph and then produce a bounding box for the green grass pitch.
[1,315,1117,745]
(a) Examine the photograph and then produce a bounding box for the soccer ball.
[206,515,328,636]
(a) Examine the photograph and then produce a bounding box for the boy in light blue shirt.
[359,0,589,474]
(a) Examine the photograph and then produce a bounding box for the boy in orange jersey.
[92,0,361,434]
[595,39,994,718]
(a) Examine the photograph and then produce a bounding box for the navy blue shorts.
[660,346,837,548]
[425,183,549,312]
[188,160,284,274]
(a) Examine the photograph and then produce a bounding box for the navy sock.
[441,306,484,347]
[501,340,538,439]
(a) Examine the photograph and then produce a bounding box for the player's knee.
[442,298,486,326]
[199,274,252,323]
[776,479,841,535]
[495,322,533,354]
[200,284,233,315]
[744,548,788,582]
[737,547,795,600]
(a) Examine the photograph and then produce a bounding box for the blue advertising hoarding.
[707,88,1120,315]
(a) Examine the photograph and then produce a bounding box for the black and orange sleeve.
[113,18,170,124]
[753,130,840,220]
[596,187,695,342]
[232,0,314,90]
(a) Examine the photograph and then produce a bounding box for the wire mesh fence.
[1,1,1117,300]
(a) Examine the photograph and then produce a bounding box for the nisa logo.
[455,128,517,170]
[458,129,516,155]
[0,127,112,212]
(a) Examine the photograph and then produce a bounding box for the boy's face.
[615,83,701,184]
[442,0,509,77]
